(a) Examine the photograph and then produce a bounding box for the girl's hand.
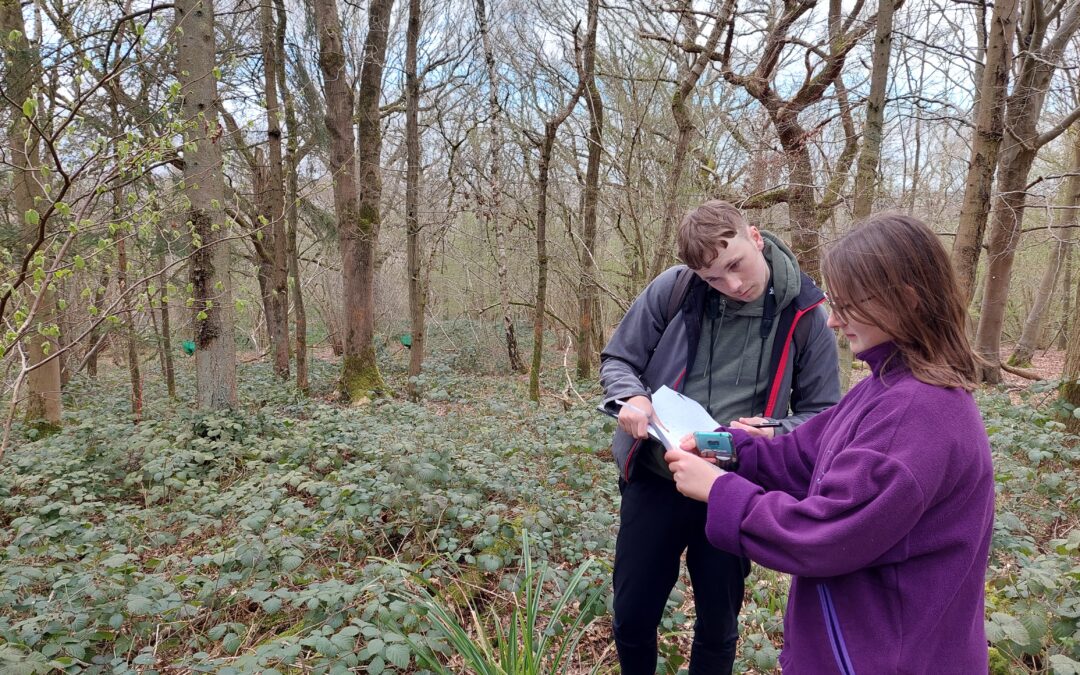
[664,449,726,502]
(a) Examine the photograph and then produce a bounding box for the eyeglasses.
[824,290,881,323]
[824,291,854,324]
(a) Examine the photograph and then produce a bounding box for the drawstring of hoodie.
[706,299,725,411]
[734,321,753,385]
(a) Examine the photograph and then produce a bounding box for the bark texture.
[176,0,238,410]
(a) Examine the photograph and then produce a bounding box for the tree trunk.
[351,0,393,396]
[313,0,391,400]
[475,0,525,372]
[530,133,556,402]
[116,229,143,422]
[1062,266,1080,433]
[2,0,63,428]
[1010,131,1080,366]
[261,0,289,380]
[776,112,822,282]
[1060,244,1073,350]
[576,0,602,380]
[86,269,110,377]
[158,254,177,398]
[851,0,896,221]
[405,0,427,401]
[176,0,238,410]
[950,0,1020,309]
[276,0,307,394]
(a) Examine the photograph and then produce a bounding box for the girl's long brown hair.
[822,214,981,391]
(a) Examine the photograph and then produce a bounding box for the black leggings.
[613,470,750,675]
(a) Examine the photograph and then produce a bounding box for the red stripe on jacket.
[763,298,825,417]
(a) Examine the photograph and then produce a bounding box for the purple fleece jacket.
[707,342,994,674]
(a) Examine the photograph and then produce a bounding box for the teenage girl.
[665,213,994,673]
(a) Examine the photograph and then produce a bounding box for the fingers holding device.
[693,431,735,463]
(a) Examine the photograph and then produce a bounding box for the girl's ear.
[902,284,919,312]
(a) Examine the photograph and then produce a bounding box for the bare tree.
[575,0,603,379]
[852,0,900,220]
[646,0,728,281]
[712,0,872,280]
[275,0,308,394]
[405,0,427,400]
[475,0,526,372]
[260,0,290,380]
[1009,130,1080,366]
[972,0,1080,382]
[527,24,587,402]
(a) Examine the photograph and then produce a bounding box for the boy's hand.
[730,416,776,438]
[617,395,656,439]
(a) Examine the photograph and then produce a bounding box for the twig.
[561,333,588,406]
[1,343,30,459]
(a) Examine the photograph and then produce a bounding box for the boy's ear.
[748,226,765,250]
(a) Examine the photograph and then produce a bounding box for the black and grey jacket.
[600,261,841,481]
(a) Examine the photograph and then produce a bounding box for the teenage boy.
[600,200,841,674]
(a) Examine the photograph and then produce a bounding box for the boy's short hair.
[677,200,750,269]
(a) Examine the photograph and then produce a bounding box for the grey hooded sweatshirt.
[600,232,841,481]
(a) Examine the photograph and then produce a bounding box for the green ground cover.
[0,340,1077,673]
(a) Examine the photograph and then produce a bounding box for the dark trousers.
[613,470,749,675]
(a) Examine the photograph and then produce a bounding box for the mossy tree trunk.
[314,0,391,400]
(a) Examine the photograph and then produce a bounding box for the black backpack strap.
[663,267,694,326]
